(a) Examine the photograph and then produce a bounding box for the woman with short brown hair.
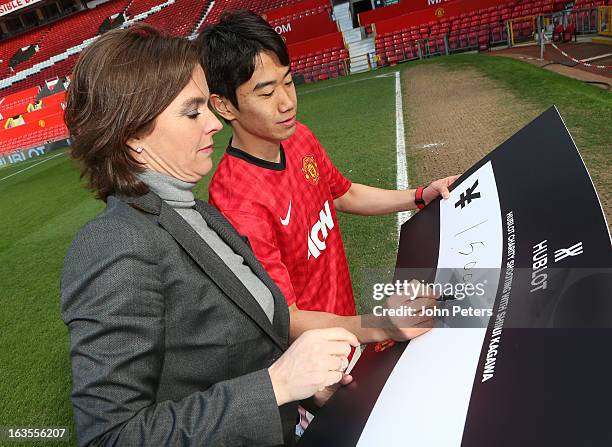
[65,24,201,200]
[61,24,357,446]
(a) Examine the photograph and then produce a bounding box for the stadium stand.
[0,55,77,97]
[125,0,163,17]
[372,0,608,66]
[291,45,349,82]
[262,0,345,81]
[2,0,324,96]
[0,90,67,155]
[0,0,332,156]
[24,0,130,68]
[0,92,65,119]
[199,0,308,29]
[0,86,40,114]
[267,1,332,28]
[143,0,208,36]
[0,27,49,79]
[197,0,345,81]
[1,0,609,157]
[568,0,602,33]
[0,112,66,155]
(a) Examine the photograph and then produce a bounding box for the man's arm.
[309,130,459,215]
[334,176,460,215]
[289,304,386,343]
[288,302,432,344]
[216,210,435,344]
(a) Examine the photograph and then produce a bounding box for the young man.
[198,10,458,344]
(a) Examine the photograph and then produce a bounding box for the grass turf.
[402,54,612,211]
[0,54,609,444]
[0,67,401,445]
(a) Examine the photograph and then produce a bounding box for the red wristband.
[415,186,426,210]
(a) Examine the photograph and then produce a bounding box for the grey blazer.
[60,191,298,446]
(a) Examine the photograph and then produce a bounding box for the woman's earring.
[135,147,143,153]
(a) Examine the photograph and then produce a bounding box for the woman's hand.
[268,328,359,406]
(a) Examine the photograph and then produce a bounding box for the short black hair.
[197,9,290,109]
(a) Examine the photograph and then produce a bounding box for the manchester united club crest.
[435,7,445,17]
[301,155,320,185]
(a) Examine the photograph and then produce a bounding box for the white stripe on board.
[0,151,65,182]
[395,71,410,240]
[358,162,504,446]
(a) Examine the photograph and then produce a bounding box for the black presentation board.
[299,106,612,447]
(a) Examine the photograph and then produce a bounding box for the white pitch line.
[395,71,410,241]
[0,151,65,182]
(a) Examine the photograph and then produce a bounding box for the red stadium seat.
[563,23,576,42]
[552,23,564,41]
[478,34,490,51]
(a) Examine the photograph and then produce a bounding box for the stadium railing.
[373,3,605,68]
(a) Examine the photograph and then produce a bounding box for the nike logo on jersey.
[280,200,292,226]
[307,200,335,260]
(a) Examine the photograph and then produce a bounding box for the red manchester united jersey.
[209,122,356,316]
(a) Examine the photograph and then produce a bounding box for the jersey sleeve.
[311,133,352,199]
[217,208,297,307]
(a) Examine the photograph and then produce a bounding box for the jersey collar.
[226,138,286,171]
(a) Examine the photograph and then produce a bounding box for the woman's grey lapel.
[125,191,286,350]
[194,200,290,346]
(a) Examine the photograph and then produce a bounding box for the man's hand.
[312,372,353,408]
[382,280,439,341]
[423,175,460,204]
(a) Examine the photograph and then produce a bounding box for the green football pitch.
[0,54,610,445]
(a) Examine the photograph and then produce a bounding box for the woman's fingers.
[321,341,352,357]
[318,327,360,346]
[323,355,349,373]
[323,370,344,388]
